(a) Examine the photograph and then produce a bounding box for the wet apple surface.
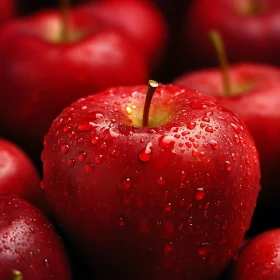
[42,83,260,279]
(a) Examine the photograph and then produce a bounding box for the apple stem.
[12,270,23,280]
[60,0,71,42]
[209,30,232,96]
[142,80,158,127]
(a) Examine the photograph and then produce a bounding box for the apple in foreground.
[181,0,280,69]
[42,82,260,279]
[228,229,280,280]
[0,138,48,213]
[0,7,148,155]
[0,195,71,280]
[174,63,280,207]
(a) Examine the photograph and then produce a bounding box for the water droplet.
[91,137,99,144]
[195,187,205,200]
[209,140,219,150]
[68,158,75,167]
[125,106,132,115]
[44,259,50,269]
[111,149,119,156]
[61,144,69,154]
[198,243,212,256]
[95,155,103,164]
[187,121,196,129]
[192,149,199,157]
[180,171,186,182]
[165,203,172,212]
[157,177,165,186]
[78,123,92,132]
[138,142,152,162]
[40,182,45,190]
[123,178,131,189]
[185,142,192,148]
[205,126,214,133]
[202,116,210,122]
[78,151,87,162]
[232,153,237,161]
[164,243,173,253]
[117,217,125,227]
[191,102,207,109]
[63,126,70,133]
[159,136,175,149]
[180,199,185,206]
[85,163,94,173]
[231,123,240,134]
[225,161,232,171]
[234,134,240,144]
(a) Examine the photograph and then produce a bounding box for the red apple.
[228,229,280,280]
[0,7,149,155]
[0,0,15,25]
[42,83,260,279]
[182,0,280,69]
[0,138,48,213]
[75,0,168,67]
[174,63,280,208]
[0,194,71,280]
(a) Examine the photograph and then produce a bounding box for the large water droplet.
[138,142,152,162]
[195,187,205,200]
[157,177,165,186]
[198,243,212,256]
[61,144,69,154]
[123,178,131,189]
[165,203,172,212]
[225,161,232,171]
[68,158,75,167]
[209,140,219,150]
[205,126,214,133]
[78,151,87,162]
[187,121,196,129]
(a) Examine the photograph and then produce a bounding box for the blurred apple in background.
[181,0,280,70]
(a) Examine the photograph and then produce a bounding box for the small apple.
[228,229,280,280]
[75,0,168,67]
[0,138,48,213]
[42,82,260,279]
[0,194,71,280]
[0,6,148,156]
[174,62,280,210]
[181,0,280,69]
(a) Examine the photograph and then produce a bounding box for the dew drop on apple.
[156,177,165,186]
[192,149,199,157]
[68,158,75,167]
[61,144,69,154]
[78,151,87,162]
[231,123,240,134]
[95,155,103,164]
[198,243,212,256]
[224,161,231,171]
[209,140,219,150]
[234,134,240,144]
[205,126,214,133]
[202,116,210,122]
[44,258,50,269]
[122,178,131,189]
[91,137,99,145]
[187,121,196,129]
[165,202,172,212]
[164,242,173,253]
[117,217,125,227]
[195,187,205,200]
[138,142,152,162]
[78,123,93,132]
[111,149,119,157]
[84,163,94,173]
[159,135,175,149]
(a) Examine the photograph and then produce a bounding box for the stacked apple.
[0,0,280,279]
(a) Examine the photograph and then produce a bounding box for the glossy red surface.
[0,195,71,280]
[42,84,260,279]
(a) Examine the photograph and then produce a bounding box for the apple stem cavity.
[142,80,158,127]
[60,0,71,42]
[209,30,232,96]
[12,270,23,280]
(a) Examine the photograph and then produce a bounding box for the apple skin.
[0,138,49,213]
[0,0,14,25]
[174,63,280,208]
[228,229,280,280]
[75,0,168,67]
[182,0,280,69]
[42,84,260,279]
[0,9,149,155]
[0,194,71,280]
